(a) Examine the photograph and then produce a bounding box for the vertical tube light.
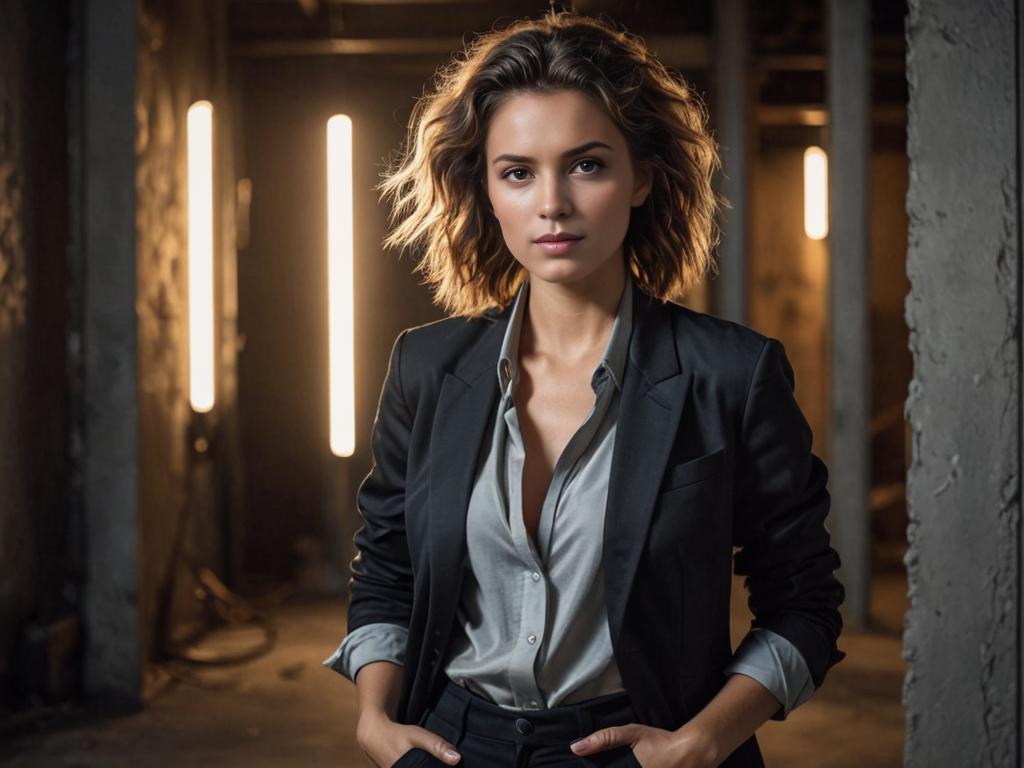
[188,100,215,413]
[803,145,829,240]
[327,115,355,457]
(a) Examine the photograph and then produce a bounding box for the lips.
[534,236,583,254]
[534,233,583,243]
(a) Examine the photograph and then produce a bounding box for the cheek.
[490,193,530,237]
[586,184,633,228]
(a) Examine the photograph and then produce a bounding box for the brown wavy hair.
[376,9,722,318]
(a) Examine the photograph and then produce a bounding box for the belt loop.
[455,683,471,745]
[575,702,594,740]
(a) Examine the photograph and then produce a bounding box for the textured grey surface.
[827,0,871,630]
[81,0,141,704]
[903,0,1019,765]
[711,0,750,326]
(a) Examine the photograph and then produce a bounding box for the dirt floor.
[0,573,907,767]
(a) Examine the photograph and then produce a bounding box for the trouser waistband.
[428,677,637,747]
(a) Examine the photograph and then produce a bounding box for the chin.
[520,257,603,285]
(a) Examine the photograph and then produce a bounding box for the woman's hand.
[569,722,719,768]
[356,710,462,767]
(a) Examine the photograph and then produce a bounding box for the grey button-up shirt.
[325,270,815,719]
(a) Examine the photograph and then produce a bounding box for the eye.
[573,157,604,174]
[501,167,531,182]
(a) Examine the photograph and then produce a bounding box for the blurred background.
[0,0,955,765]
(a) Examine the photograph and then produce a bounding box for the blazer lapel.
[427,306,508,612]
[603,287,689,655]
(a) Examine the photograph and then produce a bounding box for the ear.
[631,161,653,207]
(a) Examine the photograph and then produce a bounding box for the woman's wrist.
[354,659,404,725]
[669,721,721,766]
[357,706,393,727]
[671,674,782,765]
[356,705,398,753]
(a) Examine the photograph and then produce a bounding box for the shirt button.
[527,634,537,644]
[531,572,541,581]
[529,700,538,708]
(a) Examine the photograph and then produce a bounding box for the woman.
[324,10,845,768]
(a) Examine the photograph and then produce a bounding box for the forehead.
[484,89,624,155]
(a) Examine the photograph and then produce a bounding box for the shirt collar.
[496,268,634,399]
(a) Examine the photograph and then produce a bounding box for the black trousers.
[391,676,643,768]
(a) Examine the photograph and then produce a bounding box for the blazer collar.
[452,274,679,388]
[495,270,636,398]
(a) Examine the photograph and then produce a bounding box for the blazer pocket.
[660,447,726,493]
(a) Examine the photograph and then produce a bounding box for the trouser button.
[514,717,533,735]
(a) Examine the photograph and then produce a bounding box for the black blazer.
[346,280,845,768]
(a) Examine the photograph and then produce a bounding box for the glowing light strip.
[188,100,215,412]
[327,114,355,457]
[803,146,828,240]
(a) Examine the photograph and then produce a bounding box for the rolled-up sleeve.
[724,627,815,721]
[322,622,408,683]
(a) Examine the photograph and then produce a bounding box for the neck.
[520,256,627,364]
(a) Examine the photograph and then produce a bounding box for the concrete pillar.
[712,0,750,324]
[904,0,1020,763]
[827,0,871,630]
[81,0,141,705]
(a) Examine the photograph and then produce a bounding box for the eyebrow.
[491,141,614,165]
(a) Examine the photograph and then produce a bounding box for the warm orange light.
[327,115,355,457]
[803,146,828,240]
[188,100,215,412]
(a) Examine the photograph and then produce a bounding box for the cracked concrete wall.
[0,0,71,707]
[904,0,1019,764]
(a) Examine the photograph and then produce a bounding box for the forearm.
[674,673,782,765]
[354,660,405,724]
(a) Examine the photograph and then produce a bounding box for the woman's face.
[483,89,651,288]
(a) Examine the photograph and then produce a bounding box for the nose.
[538,174,572,220]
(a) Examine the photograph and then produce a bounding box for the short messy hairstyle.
[377,10,722,318]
